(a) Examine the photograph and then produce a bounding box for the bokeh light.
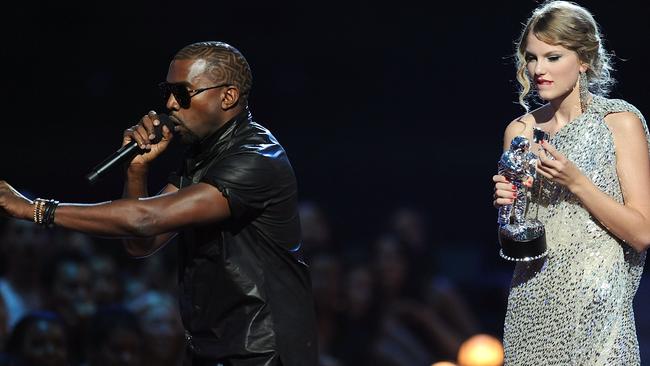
[457,334,504,366]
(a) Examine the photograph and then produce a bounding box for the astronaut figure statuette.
[497,134,548,261]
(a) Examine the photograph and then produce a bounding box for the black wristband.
[42,199,60,227]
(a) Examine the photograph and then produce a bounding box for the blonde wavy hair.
[514,1,614,111]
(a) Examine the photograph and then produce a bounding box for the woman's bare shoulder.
[504,104,550,136]
[504,113,533,137]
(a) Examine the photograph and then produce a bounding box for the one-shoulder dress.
[503,96,649,365]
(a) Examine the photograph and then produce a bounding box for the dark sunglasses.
[158,82,231,109]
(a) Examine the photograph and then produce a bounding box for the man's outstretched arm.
[0,180,231,257]
[121,159,180,257]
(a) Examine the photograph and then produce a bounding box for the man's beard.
[179,129,201,145]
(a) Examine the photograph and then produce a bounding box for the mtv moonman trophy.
[497,128,549,261]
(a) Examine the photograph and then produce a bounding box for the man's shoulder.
[202,121,294,181]
[228,121,289,163]
[239,120,280,143]
[200,120,297,197]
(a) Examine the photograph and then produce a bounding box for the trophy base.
[499,221,547,262]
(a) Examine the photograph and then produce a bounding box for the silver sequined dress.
[503,96,649,365]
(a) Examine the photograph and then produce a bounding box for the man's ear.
[221,87,240,110]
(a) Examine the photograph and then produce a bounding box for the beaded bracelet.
[33,199,45,224]
[32,198,60,227]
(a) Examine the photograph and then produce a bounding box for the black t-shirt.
[169,109,318,366]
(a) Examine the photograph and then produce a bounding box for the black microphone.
[85,114,175,184]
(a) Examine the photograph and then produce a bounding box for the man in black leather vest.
[0,41,318,366]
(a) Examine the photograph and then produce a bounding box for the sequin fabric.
[503,96,649,365]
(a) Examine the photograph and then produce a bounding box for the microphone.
[85,114,175,184]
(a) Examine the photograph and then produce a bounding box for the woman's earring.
[579,71,589,112]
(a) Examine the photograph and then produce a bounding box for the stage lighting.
[457,334,504,366]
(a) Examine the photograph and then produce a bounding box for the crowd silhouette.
[7,199,636,365]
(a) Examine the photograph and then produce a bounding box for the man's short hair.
[174,41,253,104]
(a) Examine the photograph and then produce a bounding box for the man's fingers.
[161,125,174,141]
[148,110,160,127]
[143,112,158,138]
[132,126,149,148]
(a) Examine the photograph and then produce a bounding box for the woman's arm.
[537,111,650,251]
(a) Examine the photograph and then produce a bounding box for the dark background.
[1,0,650,357]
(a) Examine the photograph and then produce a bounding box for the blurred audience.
[86,306,144,366]
[0,200,508,366]
[389,207,437,281]
[0,298,7,354]
[297,203,494,366]
[0,220,47,329]
[126,290,184,366]
[335,263,378,365]
[3,311,68,366]
[370,233,461,363]
[310,253,345,365]
[299,201,338,262]
[90,254,124,307]
[41,249,95,365]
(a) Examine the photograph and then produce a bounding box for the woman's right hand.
[493,174,517,208]
[122,110,174,167]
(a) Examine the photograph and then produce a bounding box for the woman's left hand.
[537,140,587,192]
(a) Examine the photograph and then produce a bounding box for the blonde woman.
[492,1,650,364]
